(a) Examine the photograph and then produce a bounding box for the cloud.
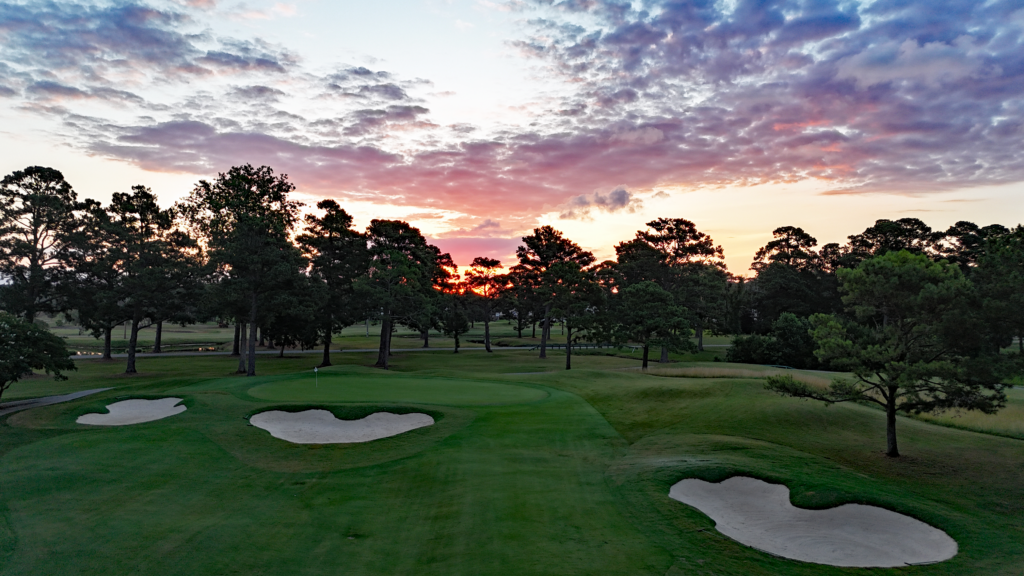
[835,37,988,88]
[322,66,422,102]
[228,85,286,101]
[437,218,513,238]
[560,186,641,219]
[343,105,434,136]
[26,81,145,104]
[3,0,1024,227]
[229,2,298,20]
[0,1,297,83]
[506,0,1024,196]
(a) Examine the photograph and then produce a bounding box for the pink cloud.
[426,237,523,268]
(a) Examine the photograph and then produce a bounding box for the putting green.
[247,371,547,405]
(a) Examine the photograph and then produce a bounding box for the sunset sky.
[2,0,1023,273]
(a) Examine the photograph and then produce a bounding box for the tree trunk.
[484,317,492,352]
[25,263,38,324]
[642,344,650,370]
[539,303,551,359]
[1019,332,1023,354]
[231,323,240,356]
[885,387,900,457]
[697,325,704,352]
[237,323,248,374]
[102,326,113,360]
[320,331,332,367]
[659,345,669,363]
[280,343,286,358]
[365,318,369,337]
[531,320,536,338]
[454,333,460,353]
[152,320,163,353]
[565,324,572,370]
[125,309,142,374]
[259,326,266,347]
[421,328,429,348]
[247,294,258,376]
[376,315,391,369]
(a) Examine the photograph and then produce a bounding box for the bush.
[727,312,819,368]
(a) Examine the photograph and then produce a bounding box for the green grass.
[245,365,549,406]
[1,353,1022,575]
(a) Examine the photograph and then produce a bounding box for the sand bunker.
[669,476,957,567]
[77,398,186,426]
[250,410,434,444]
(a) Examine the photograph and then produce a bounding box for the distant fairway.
[246,367,548,406]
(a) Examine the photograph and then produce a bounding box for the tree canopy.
[0,311,76,401]
[0,166,77,322]
[766,250,1010,457]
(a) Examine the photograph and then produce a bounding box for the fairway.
[1,353,1022,575]
[246,367,548,405]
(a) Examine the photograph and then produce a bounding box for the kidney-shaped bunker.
[77,398,186,426]
[250,410,434,444]
[669,476,957,567]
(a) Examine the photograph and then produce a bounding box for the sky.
[1,0,1023,273]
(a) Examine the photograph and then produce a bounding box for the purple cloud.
[2,0,1023,226]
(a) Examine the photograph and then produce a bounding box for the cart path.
[0,388,113,417]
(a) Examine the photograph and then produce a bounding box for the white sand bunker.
[77,398,186,426]
[669,476,957,567]
[250,410,434,444]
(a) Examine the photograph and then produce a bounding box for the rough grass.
[644,364,834,388]
[913,387,1024,440]
[1,352,1022,575]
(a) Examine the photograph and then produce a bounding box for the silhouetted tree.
[547,260,602,370]
[747,227,841,333]
[610,280,690,369]
[0,311,76,402]
[974,226,1024,352]
[514,226,595,359]
[465,256,503,352]
[935,221,1010,271]
[99,186,202,374]
[358,220,443,369]
[298,200,368,366]
[625,218,728,359]
[178,164,304,376]
[0,166,77,322]
[500,266,535,338]
[751,226,820,272]
[845,218,937,265]
[64,199,125,360]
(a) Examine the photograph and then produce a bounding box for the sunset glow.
[2,0,1022,272]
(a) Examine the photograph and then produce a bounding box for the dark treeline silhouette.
[2,164,1022,455]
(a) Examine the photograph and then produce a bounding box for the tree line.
[2,164,1022,456]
